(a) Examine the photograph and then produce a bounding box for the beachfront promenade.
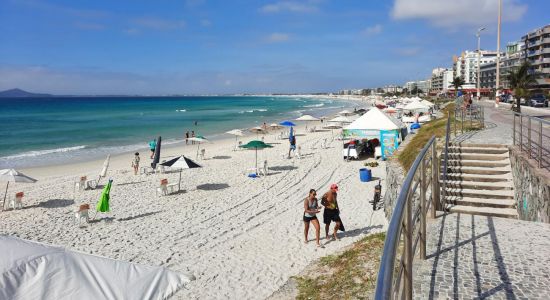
[412,102,550,299]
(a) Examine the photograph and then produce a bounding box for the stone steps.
[447,147,509,155]
[446,205,518,219]
[445,188,515,200]
[440,143,517,219]
[443,159,510,168]
[446,196,516,208]
[444,180,513,190]
[443,166,510,175]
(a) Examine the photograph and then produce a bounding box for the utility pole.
[495,0,502,107]
[477,27,486,101]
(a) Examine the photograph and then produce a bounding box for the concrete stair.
[441,143,518,219]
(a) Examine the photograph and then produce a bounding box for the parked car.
[520,97,528,106]
[529,94,548,107]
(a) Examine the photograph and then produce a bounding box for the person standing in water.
[191,131,195,145]
[303,189,322,247]
[185,131,190,145]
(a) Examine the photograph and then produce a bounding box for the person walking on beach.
[185,131,190,145]
[322,184,341,241]
[191,131,195,145]
[131,152,140,175]
[303,189,322,247]
[149,139,157,159]
[288,135,296,158]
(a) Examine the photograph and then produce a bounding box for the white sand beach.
[2,122,388,299]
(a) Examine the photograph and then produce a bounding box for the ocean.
[1,96,355,168]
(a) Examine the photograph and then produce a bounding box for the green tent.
[96,179,112,212]
[239,140,273,174]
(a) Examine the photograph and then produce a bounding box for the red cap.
[330,183,338,191]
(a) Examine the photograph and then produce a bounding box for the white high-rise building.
[453,50,499,86]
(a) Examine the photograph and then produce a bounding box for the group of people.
[303,184,343,248]
[185,131,196,145]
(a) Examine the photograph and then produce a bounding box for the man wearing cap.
[322,184,341,240]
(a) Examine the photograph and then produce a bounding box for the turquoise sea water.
[1,96,354,168]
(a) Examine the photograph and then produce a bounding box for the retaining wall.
[509,146,550,223]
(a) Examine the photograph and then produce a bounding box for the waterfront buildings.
[522,24,550,90]
[453,50,499,89]
[431,68,454,94]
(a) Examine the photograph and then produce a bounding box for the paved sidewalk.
[413,213,550,300]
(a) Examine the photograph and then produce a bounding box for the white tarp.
[345,107,403,131]
[0,236,191,300]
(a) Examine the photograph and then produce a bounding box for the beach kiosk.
[343,107,405,160]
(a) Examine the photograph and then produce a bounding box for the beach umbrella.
[160,155,201,190]
[96,179,112,213]
[295,114,320,130]
[188,135,209,159]
[0,169,37,210]
[151,136,162,169]
[411,123,421,130]
[226,129,244,149]
[97,154,110,184]
[269,123,282,129]
[338,110,355,116]
[239,140,273,175]
[249,126,265,137]
[329,116,352,124]
[279,120,296,127]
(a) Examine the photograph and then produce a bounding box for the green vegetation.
[450,77,465,96]
[294,232,386,300]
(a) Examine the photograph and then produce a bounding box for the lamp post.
[495,0,502,107]
[476,27,486,101]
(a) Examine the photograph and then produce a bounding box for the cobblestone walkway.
[413,213,550,300]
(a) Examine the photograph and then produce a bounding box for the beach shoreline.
[2,96,388,299]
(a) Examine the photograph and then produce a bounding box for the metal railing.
[441,113,451,210]
[374,135,440,300]
[453,103,485,136]
[512,112,550,170]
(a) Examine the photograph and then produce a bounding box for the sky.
[0,0,548,95]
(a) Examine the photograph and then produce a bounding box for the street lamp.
[476,27,486,100]
[495,0,502,107]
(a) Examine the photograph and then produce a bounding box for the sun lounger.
[141,166,155,175]
[258,160,268,176]
[199,149,206,160]
[156,179,179,196]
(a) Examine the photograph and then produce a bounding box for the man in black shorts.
[322,184,341,240]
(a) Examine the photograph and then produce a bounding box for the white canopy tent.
[403,100,430,112]
[420,99,435,107]
[345,107,403,132]
[0,236,192,300]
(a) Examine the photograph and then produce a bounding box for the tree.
[450,77,465,97]
[507,61,536,113]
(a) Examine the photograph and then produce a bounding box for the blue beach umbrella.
[411,123,421,130]
[279,120,296,127]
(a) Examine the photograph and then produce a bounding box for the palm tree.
[450,77,465,97]
[507,61,536,113]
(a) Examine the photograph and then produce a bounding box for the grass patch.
[397,103,482,171]
[294,232,386,300]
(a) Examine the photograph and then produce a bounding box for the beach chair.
[75,204,90,225]
[156,179,178,196]
[234,141,242,151]
[8,192,24,210]
[321,138,327,149]
[295,146,303,160]
[141,166,155,175]
[199,149,206,160]
[259,160,268,176]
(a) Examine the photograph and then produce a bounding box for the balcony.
[543,48,550,54]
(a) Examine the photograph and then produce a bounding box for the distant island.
[0,88,52,98]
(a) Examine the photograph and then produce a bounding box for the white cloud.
[266,32,290,43]
[200,19,212,27]
[260,1,320,13]
[361,24,382,36]
[132,17,186,30]
[391,0,527,28]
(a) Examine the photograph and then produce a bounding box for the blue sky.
[0,0,548,94]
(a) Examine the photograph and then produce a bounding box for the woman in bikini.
[303,189,322,247]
